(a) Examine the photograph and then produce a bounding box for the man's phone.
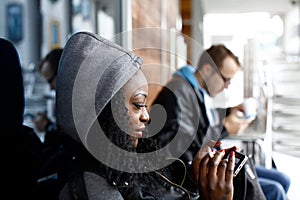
[224,150,248,177]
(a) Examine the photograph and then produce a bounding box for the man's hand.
[223,106,254,135]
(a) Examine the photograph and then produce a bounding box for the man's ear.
[202,64,213,75]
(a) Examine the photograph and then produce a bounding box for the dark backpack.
[32,130,66,200]
[33,146,65,200]
[233,156,266,200]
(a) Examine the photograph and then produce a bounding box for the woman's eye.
[133,103,147,109]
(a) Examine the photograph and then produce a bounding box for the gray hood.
[56,32,142,145]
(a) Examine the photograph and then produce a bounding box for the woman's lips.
[134,128,145,138]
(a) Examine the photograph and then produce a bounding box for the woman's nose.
[140,107,150,123]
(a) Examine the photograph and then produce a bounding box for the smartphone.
[224,150,248,177]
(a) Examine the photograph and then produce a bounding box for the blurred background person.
[33,48,63,136]
[32,48,66,200]
[0,38,43,199]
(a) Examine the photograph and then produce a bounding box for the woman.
[56,32,235,199]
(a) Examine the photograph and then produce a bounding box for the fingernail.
[230,151,235,157]
[215,141,222,146]
[207,147,214,158]
[218,149,224,153]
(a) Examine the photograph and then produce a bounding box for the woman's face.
[123,70,149,148]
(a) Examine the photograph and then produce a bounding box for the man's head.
[196,44,240,97]
[38,48,63,90]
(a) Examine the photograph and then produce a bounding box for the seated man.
[147,44,289,200]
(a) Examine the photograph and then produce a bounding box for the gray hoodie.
[57,31,142,146]
[56,32,143,199]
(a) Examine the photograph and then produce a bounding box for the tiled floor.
[273,151,300,200]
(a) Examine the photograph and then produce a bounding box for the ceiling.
[202,0,296,15]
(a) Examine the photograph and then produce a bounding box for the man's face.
[206,56,239,97]
[41,61,56,90]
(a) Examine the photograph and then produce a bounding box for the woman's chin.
[130,135,139,148]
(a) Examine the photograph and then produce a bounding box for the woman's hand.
[191,142,235,200]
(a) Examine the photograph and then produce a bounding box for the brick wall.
[132,0,180,105]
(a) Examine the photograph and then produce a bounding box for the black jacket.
[142,73,227,190]
[0,38,44,199]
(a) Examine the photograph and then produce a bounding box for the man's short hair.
[38,48,63,76]
[197,44,240,71]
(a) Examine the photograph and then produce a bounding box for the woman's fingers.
[198,149,234,200]
[217,159,228,180]
[198,154,210,186]
[226,151,235,183]
[207,150,225,180]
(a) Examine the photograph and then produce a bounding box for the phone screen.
[233,151,248,177]
[224,150,248,177]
